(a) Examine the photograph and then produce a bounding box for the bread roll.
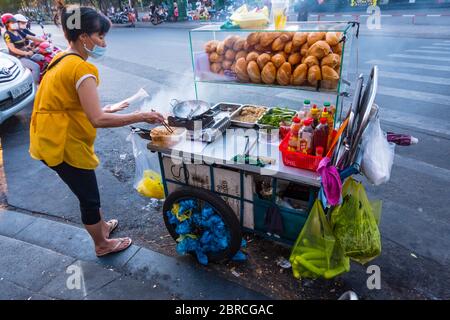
[271,53,286,68]
[280,33,292,42]
[292,32,308,48]
[291,63,308,86]
[308,65,322,86]
[244,41,252,51]
[288,53,302,66]
[334,65,341,74]
[235,50,247,61]
[303,55,319,68]
[307,40,332,59]
[216,42,225,55]
[261,62,276,84]
[235,57,250,82]
[321,53,341,68]
[210,63,222,74]
[247,61,261,83]
[222,60,233,70]
[254,44,271,52]
[204,40,219,53]
[321,65,339,89]
[284,41,293,54]
[325,32,340,46]
[224,35,240,48]
[307,32,326,46]
[277,62,292,86]
[233,38,246,51]
[247,32,260,46]
[272,37,286,51]
[300,42,309,56]
[246,51,259,62]
[260,32,281,47]
[209,52,221,63]
[231,62,236,72]
[332,43,342,54]
[257,53,271,70]
[224,49,235,61]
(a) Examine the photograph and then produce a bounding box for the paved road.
[1,21,449,299]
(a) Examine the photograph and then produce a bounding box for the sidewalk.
[0,209,267,300]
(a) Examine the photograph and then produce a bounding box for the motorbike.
[32,19,62,81]
[150,9,168,25]
[109,11,129,24]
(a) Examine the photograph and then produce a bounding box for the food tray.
[257,107,297,130]
[211,102,243,118]
[230,105,268,128]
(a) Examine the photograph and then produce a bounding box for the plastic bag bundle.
[331,178,382,265]
[128,131,165,200]
[361,117,395,186]
[166,200,247,265]
[290,200,350,279]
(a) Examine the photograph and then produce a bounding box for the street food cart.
[140,21,381,269]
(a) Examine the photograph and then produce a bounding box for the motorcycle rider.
[2,13,43,84]
[14,14,36,37]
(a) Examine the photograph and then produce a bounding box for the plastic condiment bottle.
[298,118,314,154]
[310,104,320,128]
[323,102,335,129]
[288,117,301,151]
[300,99,311,118]
[312,117,329,156]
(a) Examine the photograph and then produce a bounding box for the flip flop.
[96,237,132,257]
[106,219,119,238]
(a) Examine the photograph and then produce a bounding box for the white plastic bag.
[361,117,395,186]
[127,131,165,201]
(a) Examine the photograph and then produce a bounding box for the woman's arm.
[78,77,164,128]
[5,42,33,57]
[26,35,44,43]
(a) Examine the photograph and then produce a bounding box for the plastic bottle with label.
[312,117,329,156]
[323,102,335,129]
[299,99,311,118]
[298,118,314,154]
[310,104,320,128]
[288,117,301,151]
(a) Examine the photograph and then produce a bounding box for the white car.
[0,51,36,124]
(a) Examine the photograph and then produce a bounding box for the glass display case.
[188,21,359,126]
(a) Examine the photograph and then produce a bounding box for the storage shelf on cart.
[252,193,308,242]
[194,79,341,93]
[190,21,354,33]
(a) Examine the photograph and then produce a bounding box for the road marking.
[405,49,450,55]
[377,85,450,105]
[343,15,352,17]
[367,59,450,72]
[427,14,441,17]
[379,70,450,86]
[381,14,392,17]
[403,14,415,17]
[394,155,450,184]
[432,43,450,46]
[389,53,450,62]
[380,108,450,137]
[420,46,450,51]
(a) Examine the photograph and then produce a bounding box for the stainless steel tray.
[230,105,268,128]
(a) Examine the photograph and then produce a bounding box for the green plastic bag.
[290,199,350,279]
[331,178,382,265]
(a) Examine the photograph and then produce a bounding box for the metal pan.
[231,105,268,128]
[170,99,211,120]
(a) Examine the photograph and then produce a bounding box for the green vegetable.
[296,256,325,276]
[324,265,348,279]
[300,251,326,260]
[258,107,296,127]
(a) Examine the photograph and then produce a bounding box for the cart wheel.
[163,187,242,263]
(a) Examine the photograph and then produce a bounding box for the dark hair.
[55,0,111,43]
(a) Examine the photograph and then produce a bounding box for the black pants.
[45,161,101,225]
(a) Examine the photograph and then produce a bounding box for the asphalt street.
[0,17,449,299]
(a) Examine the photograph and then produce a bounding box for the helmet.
[14,14,28,23]
[1,13,16,25]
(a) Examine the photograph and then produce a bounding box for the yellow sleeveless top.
[29,53,100,169]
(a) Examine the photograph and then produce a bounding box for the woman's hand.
[103,102,130,113]
[141,111,165,124]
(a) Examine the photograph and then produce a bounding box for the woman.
[2,13,43,84]
[29,1,165,257]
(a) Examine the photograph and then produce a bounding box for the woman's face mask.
[9,23,19,31]
[83,35,107,59]
[18,22,27,30]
